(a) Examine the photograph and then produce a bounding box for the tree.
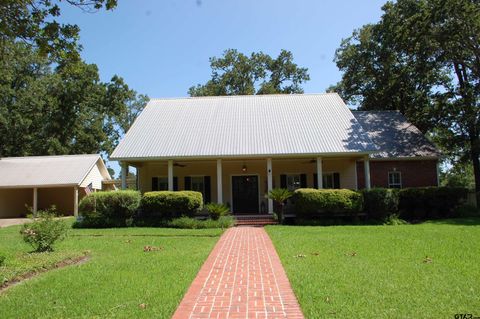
[0,41,148,157]
[332,0,480,197]
[267,188,293,223]
[0,0,117,60]
[189,49,310,96]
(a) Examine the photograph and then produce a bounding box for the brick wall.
[357,159,438,189]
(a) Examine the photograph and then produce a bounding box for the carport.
[0,154,113,218]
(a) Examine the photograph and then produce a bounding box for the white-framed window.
[191,176,205,194]
[157,177,168,190]
[286,174,301,191]
[388,171,402,188]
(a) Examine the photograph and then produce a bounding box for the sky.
[59,0,387,175]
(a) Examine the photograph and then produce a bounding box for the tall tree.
[332,0,480,196]
[0,41,148,157]
[0,0,117,60]
[189,49,310,96]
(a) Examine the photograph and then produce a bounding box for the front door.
[232,175,259,214]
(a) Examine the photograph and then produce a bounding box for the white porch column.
[168,160,174,191]
[217,159,223,204]
[316,157,323,189]
[364,156,371,190]
[33,187,38,215]
[267,158,273,214]
[121,162,128,190]
[73,186,79,218]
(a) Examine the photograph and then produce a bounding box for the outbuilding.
[0,154,113,218]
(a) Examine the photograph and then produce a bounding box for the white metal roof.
[111,93,378,160]
[0,154,110,188]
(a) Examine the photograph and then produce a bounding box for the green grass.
[0,220,223,318]
[266,218,480,318]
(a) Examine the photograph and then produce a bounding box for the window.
[323,173,334,189]
[388,171,402,188]
[191,176,205,194]
[286,174,301,191]
[157,177,168,190]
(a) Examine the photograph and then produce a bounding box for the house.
[0,154,113,218]
[353,111,440,189]
[110,93,440,214]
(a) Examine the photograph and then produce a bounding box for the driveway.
[0,218,31,228]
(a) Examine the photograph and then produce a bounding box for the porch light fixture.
[242,164,247,172]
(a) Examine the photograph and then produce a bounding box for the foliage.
[20,207,67,252]
[77,190,141,228]
[205,203,231,220]
[267,188,294,223]
[140,191,203,220]
[168,216,235,229]
[0,41,148,157]
[293,188,363,218]
[398,187,468,220]
[454,204,479,218]
[0,253,5,267]
[0,0,117,61]
[189,49,310,96]
[266,220,480,318]
[332,0,480,198]
[440,162,475,189]
[383,214,408,226]
[362,188,399,220]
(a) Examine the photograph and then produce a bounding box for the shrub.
[140,191,203,220]
[20,207,67,252]
[205,203,230,220]
[455,204,479,217]
[168,216,234,229]
[398,187,468,220]
[268,188,294,223]
[293,188,363,218]
[383,214,408,226]
[77,190,141,228]
[362,188,399,220]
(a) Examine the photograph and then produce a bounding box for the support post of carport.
[33,187,38,215]
[364,155,371,190]
[168,160,174,191]
[121,162,128,190]
[267,158,273,214]
[73,186,79,218]
[217,159,223,204]
[316,157,323,189]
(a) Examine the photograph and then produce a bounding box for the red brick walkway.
[172,226,304,319]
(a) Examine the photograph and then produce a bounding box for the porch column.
[316,157,323,189]
[168,160,174,191]
[73,186,79,218]
[217,159,223,204]
[364,155,371,190]
[267,158,273,214]
[121,162,128,190]
[33,187,38,215]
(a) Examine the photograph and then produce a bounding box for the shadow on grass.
[423,217,480,226]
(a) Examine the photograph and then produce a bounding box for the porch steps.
[234,215,278,226]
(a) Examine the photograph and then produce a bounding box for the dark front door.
[232,175,259,214]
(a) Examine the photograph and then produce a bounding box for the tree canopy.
[331,0,480,193]
[0,0,117,60]
[189,49,310,96]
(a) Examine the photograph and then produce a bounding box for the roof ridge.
[148,92,338,102]
[0,154,100,160]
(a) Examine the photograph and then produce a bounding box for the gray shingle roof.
[0,154,107,188]
[111,93,378,160]
[352,111,440,159]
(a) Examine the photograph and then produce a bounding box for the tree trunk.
[470,137,480,205]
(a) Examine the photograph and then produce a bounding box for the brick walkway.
[172,226,304,319]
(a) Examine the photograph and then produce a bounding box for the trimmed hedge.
[362,188,399,220]
[398,187,468,220]
[77,190,141,228]
[140,191,203,220]
[293,188,363,218]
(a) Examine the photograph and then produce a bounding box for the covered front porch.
[121,156,371,215]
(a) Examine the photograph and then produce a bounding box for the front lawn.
[0,221,222,318]
[266,218,480,318]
